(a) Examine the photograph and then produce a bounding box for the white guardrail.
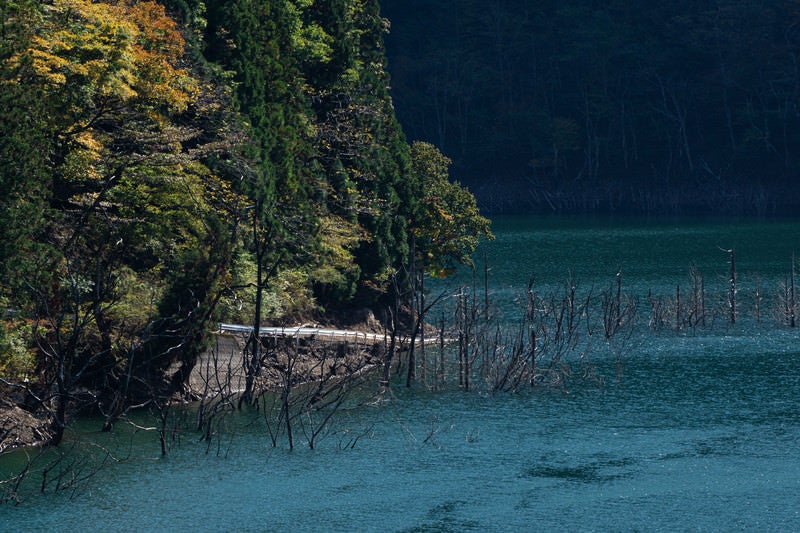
[218,323,380,343]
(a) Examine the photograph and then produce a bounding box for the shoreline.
[1,323,396,454]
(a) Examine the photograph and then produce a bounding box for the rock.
[0,403,50,453]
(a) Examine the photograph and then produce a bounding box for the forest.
[0,0,490,448]
[3,0,799,452]
[382,0,800,214]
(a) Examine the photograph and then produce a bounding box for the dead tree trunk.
[729,248,737,324]
[382,273,401,387]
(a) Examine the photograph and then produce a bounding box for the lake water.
[3,215,800,531]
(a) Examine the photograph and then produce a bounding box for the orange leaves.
[4,0,207,199]
[17,0,195,112]
[3,0,225,236]
[124,0,196,111]
[126,1,186,62]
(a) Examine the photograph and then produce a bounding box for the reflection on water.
[2,215,800,531]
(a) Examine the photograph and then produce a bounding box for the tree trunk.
[729,248,737,324]
[241,207,266,408]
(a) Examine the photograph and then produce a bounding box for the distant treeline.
[382,0,800,214]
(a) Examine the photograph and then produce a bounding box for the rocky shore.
[1,314,392,454]
[0,399,51,453]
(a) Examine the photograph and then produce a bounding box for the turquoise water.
[3,216,800,531]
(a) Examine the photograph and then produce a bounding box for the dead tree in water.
[791,253,797,328]
[754,276,762,322]
[405,271,447,388]
[602,269,626,339]
[194,339,239,449]
[723,247,737,324]
[779,254,798,328]
[438,313,447,389]
[239,196,286,409]
[602,270,636,339]
[382,272,403,388]
[689,265,706,328]
[455,286,478,391]
[456,288,466,389]
[258,335,379,450]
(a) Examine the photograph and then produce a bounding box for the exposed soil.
[0,398,51,454]
[0,310,393,454]
[189,325,388,397]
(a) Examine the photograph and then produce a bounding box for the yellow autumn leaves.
[22,0,195,112]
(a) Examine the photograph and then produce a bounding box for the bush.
[0,318,35,381]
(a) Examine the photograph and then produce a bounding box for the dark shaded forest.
[382,0,800,214]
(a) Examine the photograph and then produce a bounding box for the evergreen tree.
[0,0,51,297]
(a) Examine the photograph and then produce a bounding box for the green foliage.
[0,2,54,302]
[270,269,320,319]
[219,251,321,324]
[0,0,493,436]
[218,250,260,325]
[410,142,493,276]
[204,0,434,310]
[108,266,164,333]
[0,0,246,422]
[309,216,362,303]
[0,313,35,381]
[305,0,415,289]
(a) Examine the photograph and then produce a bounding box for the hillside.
[0,0,490,447]
[382,0,800,214]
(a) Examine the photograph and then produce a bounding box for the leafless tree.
[254,334,381,450]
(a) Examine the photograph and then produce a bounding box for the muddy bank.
[1,320,392,453]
